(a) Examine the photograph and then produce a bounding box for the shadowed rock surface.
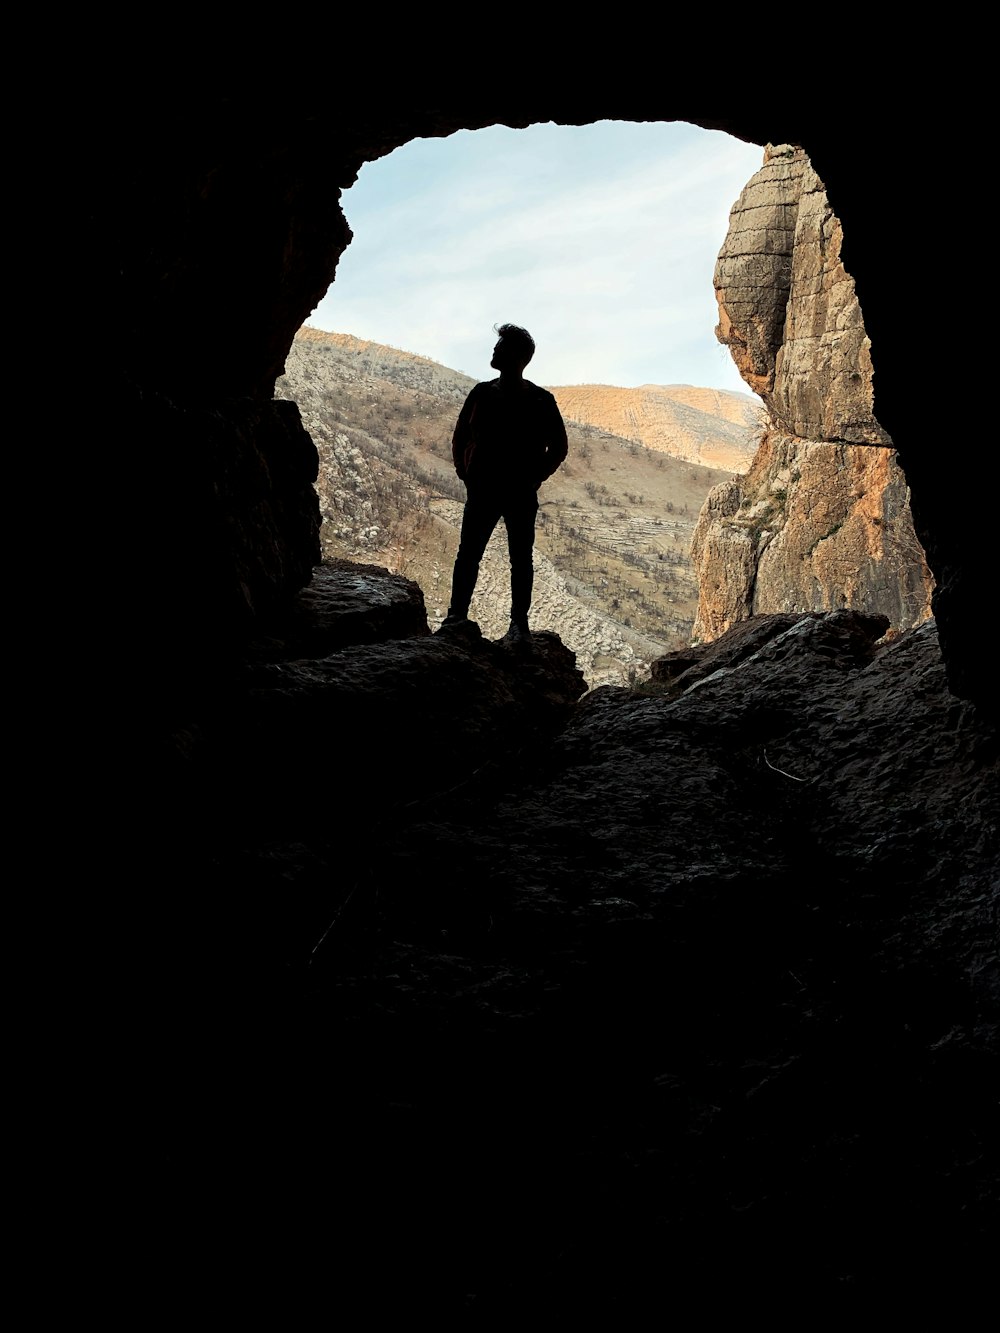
[149,564,997,1317]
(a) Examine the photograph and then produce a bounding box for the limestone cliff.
[697,145,934,641]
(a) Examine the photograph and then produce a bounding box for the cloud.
[310,120,764,392]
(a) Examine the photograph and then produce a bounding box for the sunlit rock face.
[691,432,934,641]
[715,144,885,444]
[699,145,934,641]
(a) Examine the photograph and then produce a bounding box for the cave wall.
[64,64,986,713]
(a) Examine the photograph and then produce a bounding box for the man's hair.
[494,323,535,366]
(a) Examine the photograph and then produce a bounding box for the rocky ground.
[143,560,998,1319]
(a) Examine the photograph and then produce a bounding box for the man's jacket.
[452,378,568,490]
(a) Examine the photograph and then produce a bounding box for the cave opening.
[276,120,932,681]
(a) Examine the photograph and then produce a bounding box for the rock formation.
[696,145,935,641]
[159,562,996,1318]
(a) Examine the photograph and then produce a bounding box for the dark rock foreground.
[125,561,999,1318]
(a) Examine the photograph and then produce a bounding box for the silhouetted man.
[441,324,568,642]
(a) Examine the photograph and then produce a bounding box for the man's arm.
[540,394,568,482]
[451,385,481,481]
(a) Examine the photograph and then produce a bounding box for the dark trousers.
[449,483,539,623]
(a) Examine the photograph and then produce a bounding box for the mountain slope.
[548,383,764,472]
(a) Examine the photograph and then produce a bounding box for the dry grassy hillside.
[549,384,764,473]
[277,327,759,687]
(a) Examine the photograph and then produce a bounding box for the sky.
[307,120,766,396]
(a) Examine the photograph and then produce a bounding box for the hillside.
[549,383,764,472]
[276,327,763,687]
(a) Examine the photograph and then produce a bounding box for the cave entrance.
[279,122,767,688]
[276,120,932,687]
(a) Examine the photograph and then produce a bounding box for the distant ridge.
[548,383,764,472]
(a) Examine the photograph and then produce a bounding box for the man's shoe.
[503,619,531,644]
[439,612,479,635]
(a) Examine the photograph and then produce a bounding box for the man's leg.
[503,491,539,632]
[447,489,502,620]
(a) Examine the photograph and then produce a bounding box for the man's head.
[491,323,535,373]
